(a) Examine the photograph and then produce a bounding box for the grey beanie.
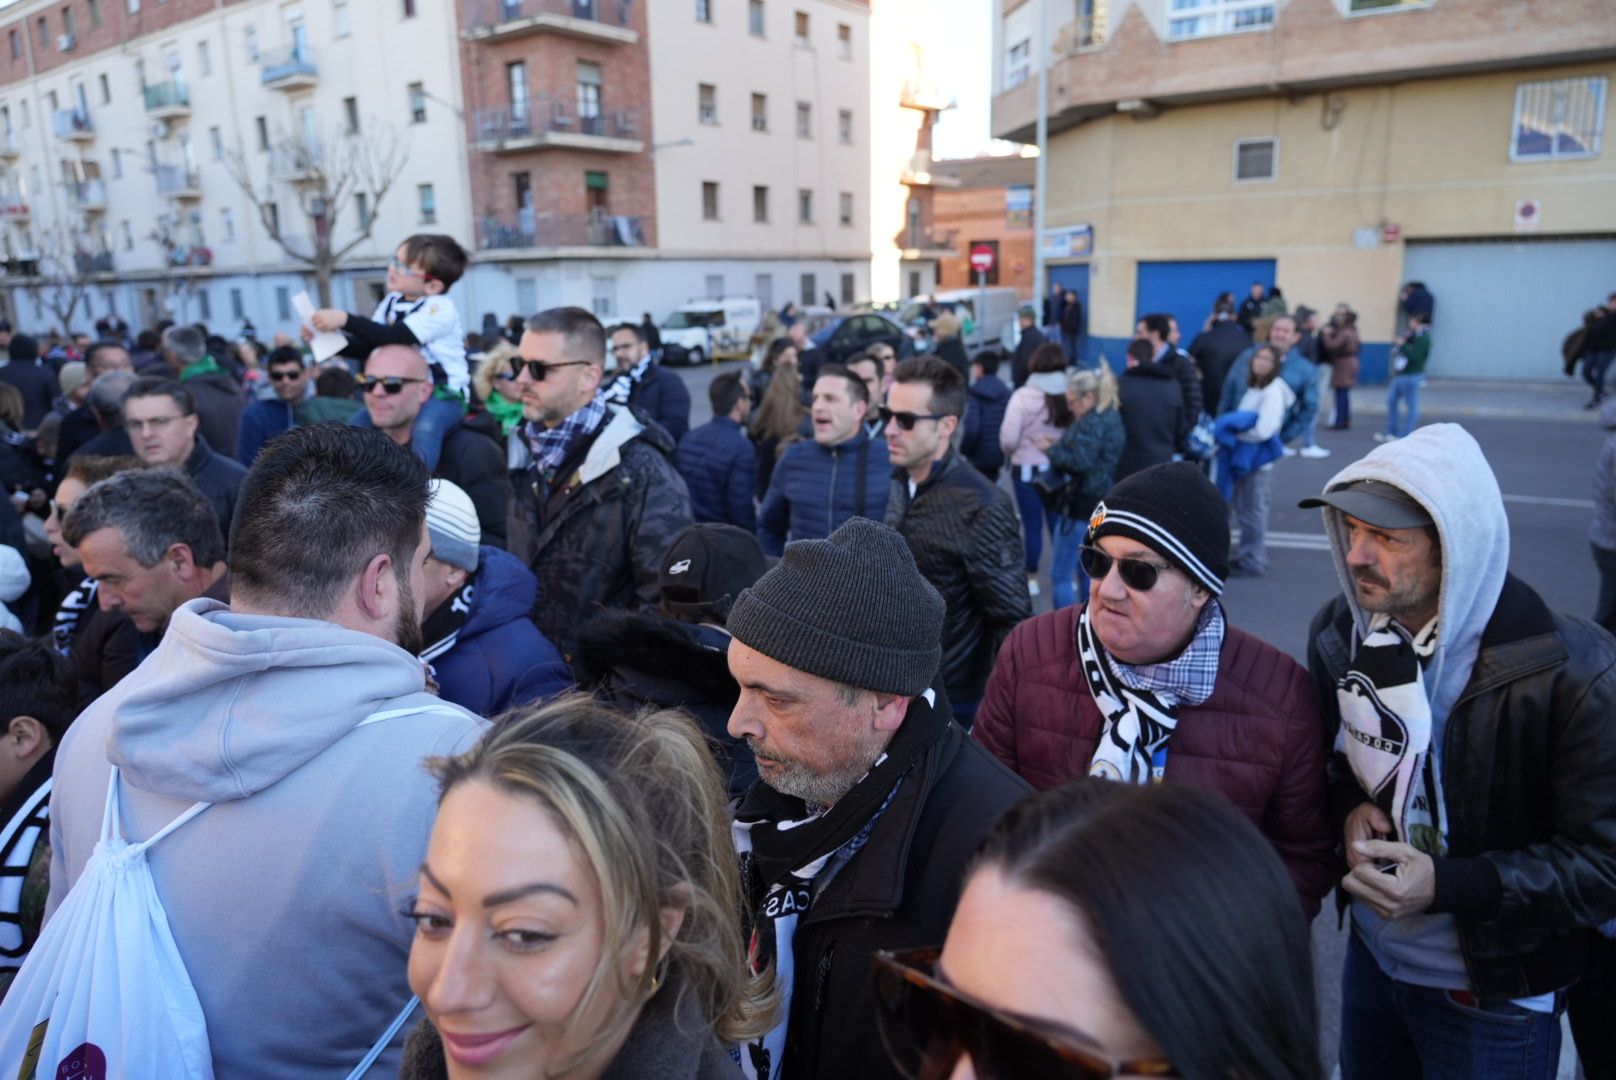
[728,517,944,696]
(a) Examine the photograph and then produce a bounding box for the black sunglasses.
[874,948,1177,1080]
[1079,546,1172,592]
[879,406,947,432]
[268,369,304,382]
[355,374,426,396]
[508,357,591,381]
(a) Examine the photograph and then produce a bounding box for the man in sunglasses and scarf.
[974,461,1335,918]
[726,517,1030,1080]
[1302,424,1616,1078]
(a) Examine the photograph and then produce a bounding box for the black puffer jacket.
[628,362,692,444]
[523,406,693,658]
[1310,574,1616,1000]
[885,449,1030,706]
[183,434,248,539]
[435,413,512,551]
[1116,361,1185,480]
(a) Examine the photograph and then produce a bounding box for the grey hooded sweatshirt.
[47,598,486,1078]
[1314,423,1512,992]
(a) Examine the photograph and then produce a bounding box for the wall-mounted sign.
[1515,198,1541,231]
[1006,185,1033,229]
[1040,224,1093,260]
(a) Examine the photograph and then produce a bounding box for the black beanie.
[1086,461,1230,596]
[728,517,944,696]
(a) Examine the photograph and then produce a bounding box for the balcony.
[477,210,648,251]
[898,226,957,261]
[260,46,319,91]
[472,100,643,155]
[462,0,638,46]
[900,79,953,112]
[900,150,961,188]
[143,80,192,121]
[73,250,114,275]
[166,245,212,268]
[0,134,18,161]
[52,108,94,142]
[269,146,322,184]
[1056,12,1108,54]
[156,164,203,200]
[0,257,39,278]
[66,179,106,213]
[0,197,29,221]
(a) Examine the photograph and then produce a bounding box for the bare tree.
[23,224,102,333]
[223,123,408,307]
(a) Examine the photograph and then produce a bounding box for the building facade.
[993,0,1616,380]
[931,152,1035,293]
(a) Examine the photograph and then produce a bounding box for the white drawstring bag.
[0,704,448,1079]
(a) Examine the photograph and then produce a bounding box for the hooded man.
[1302,423,1616,1078]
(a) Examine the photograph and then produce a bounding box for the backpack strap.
[344,995,418,1080]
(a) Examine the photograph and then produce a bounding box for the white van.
[659,297,763,366]
[896,287,1024,354]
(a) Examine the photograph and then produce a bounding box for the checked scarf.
[521,397,606,485]
[1079,603,1224,784]
[1335,615,1447,855]
[730,688,949,1080]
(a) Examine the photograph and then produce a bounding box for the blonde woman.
[404,694,774,1079]
[1044,366,1124,608]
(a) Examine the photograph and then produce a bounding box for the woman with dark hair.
[1228,344,1293,578]
[999,342,1071,597]
[875,780,1319,1080]
[749,340,804,500]
[1320,305,1359,430]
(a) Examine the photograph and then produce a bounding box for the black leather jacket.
[1309,574,1616,999]
[885,449,1030,706]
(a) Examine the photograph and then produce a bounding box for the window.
[796,101,811,138]
[402,0,416,17]
[752,184,768,223]
[121,220,133,249]
[343,96,360,134]
[838,191,853,226]
[197,40,211,76]
[334,0,350,36]
[1512,77,1606,162]
[265,201,279,234]
[1005,38,1031,89]
[110,148,121,177]
[254,115,268,151]
[704,274,723,300]
[17,102,26,128]
[516,278,538,315]
[750,93,767,131]
[748,0,764,35]
[577,62,602,130]
[62,8,76,42]
[1167,0,1274,39]
[208,126,222,159]
[36,18,47,50]
[408,82,426,124]
[220,207,235,241]
[275,286,291,321]
[702,180,719,220]
[98,74,110,104]
[755,272,773,308]
[45,90,57,113]
[695,0,711,22]
[1233,137,1276,181]
[127,0,137,11]
[7,31,17,60]
[799,272,815,306]
[507,61,527,120]
[836,22,851,58]
[840,272,854,306]
[585,170,608,213]
[793,10,809,45]
[418,182,436,224]
[230,288,244,319]
[797,188,813,224]
[88,0,102,29]
[245,25,258,62]
[354,191,371,229]
[196,289,211,320]
[838,108,852,144]
[590,276,617,318]
[1349,0,1429,8]
[698,83,717,125]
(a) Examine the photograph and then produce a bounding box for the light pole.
[1031,0,1049,317]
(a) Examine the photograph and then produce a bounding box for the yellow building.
[993,0,1616,380]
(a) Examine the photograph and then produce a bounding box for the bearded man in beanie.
[726,517,1031,1080]
[974,461,1335,918]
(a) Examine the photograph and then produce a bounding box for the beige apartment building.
[993,0,1616,380]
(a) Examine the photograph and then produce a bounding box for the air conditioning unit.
[56,34,75,52]
[149,119,171,140]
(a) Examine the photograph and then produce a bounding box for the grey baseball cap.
[1298,478,1433,530]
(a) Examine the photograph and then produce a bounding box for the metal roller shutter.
[1135,258,1277,343]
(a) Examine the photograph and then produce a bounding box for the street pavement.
[673,360,1602,1076]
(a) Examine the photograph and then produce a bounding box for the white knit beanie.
[425,479,480,572]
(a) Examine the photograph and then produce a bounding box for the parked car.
[660,297,763,366]
[807,311,911,365]
[897,287,1024,355]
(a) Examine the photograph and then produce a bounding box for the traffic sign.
[969,245,996,274]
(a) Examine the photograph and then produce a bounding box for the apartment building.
[931,153,1035,293]
[0,0,471,338]
[993,0,1616,380]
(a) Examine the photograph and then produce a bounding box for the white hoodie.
[47,599,485,1077]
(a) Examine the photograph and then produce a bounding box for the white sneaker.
[1027,578,1040,598]
[1282,446,1298,457]
[1372,432,1397,443]
[1299,445,1331,459]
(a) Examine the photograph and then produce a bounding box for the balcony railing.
[0,133,18,159]
[73,250,114,274]
[261,46,319,88]
[143,80,192,116]
[900,225,958,254]
[472,99,642,146]
[0,257,39,277]
[52,108,93,140]
[66,179,106,211]
[1057,12,1108,53]
[463,0,635,41]
[269,145,322,180]
[0,196,28,219]
[155,164,203,197]
[478,211,647,250]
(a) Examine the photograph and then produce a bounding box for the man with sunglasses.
[355,345,510,551]
[974,461,1335,919]
[511,307,691,657]
[1301,425,1616,1078]
[884,357,1029,727]
[235,346,311,466]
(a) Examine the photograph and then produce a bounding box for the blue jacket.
[431,545,572,717]
[236,397,300,466]
[758,428,889,555]
[960,375,1012,473]
[1217,345,1319,444]
[1213,410,1284,500]
[676,416,757,531]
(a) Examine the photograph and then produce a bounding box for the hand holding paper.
[292,291,349,363]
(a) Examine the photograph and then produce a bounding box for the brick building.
[932,153,1035,294]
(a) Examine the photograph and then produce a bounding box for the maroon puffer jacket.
[975,604,1337,919]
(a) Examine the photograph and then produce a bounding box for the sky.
[926,0,1003,160]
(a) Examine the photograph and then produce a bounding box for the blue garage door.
[1047,264,1092,365]
[1135,259,1276,347]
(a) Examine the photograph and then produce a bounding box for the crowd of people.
[0,232,1607,1080]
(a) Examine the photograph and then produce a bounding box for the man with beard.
[48,424,484,1077]
[726,517,1030,1079]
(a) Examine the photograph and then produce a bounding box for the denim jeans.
[1231,467,1271,574]
[1335,386,1352,427]
[1048,514,1089,609]
[1387,374,1423,438]
[1011,474,1050,574]
[1340,932,1562,1080]
[1583,350,1615,397]
[1306,361,1333,444]
[1061,331,1080,364]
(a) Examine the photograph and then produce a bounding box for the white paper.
[292,291,349,363]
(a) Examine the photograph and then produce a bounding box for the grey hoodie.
[47,598,486,1078]
[1589,397,1616,551]
[1314,423,1511,991]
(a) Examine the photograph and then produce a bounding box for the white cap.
[425,479,480,572]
